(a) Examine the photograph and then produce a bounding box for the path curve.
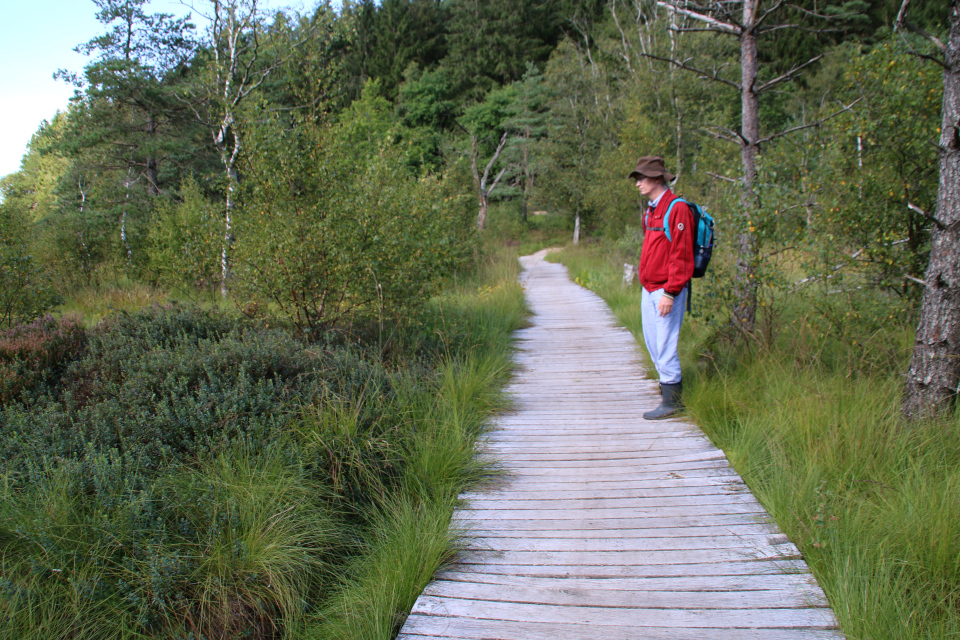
[398,249,843,640]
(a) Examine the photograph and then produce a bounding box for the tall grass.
[307,249,525,639]
[0,445,338,640]
[57,278,172,325]
[555,243,960,640]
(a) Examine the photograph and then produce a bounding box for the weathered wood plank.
[449,559,811,579]
[401,616,844,640]
[460,485,750,501]
[460,534,798,554]
[455,547,800,568]
[462,524,784,540]
[410,596,838,628]
[461,494,764,512]
[452,514,776,531]
[433,571,824,593]
[421,579,826,609]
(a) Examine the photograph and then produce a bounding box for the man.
[630,156,694,420]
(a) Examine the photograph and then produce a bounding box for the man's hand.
[657,295,674,317]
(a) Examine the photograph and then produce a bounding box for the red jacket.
[638,189,694,297]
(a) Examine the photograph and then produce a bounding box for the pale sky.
[0,0,308,180]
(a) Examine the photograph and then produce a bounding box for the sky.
[0,0,308,180]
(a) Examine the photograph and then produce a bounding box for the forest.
[0,0,958,638]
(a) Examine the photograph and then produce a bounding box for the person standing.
[629,156,694,420]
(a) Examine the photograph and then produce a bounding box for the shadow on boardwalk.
[398,249,844,640]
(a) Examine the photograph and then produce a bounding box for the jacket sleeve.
[664,202,695,297]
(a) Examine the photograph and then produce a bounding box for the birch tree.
[459,85,517,229]
[897,0,960,418]
[179,0,283,297]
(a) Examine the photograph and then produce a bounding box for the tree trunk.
[903,0,960,419]
[121,170,133,267]
[732,0,760,334]
[221,165,237,298]
[477,191,488,230]
[521,139,530,224]
[573,213,581,245]
[146,114,159,196]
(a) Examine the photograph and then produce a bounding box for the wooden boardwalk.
[398,249,844,640]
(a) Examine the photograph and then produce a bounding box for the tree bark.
[146,114,159,196]
[121,169,134,267]
[477,193,488,230]
[903,0,960,419]
[732,0,760,334]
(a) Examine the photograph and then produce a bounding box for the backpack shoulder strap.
[662,198,686,243]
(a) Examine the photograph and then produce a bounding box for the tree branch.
[638,53,740,89]
[756,98,861,145]
[895,0,947,53]
[756,54,824,93]
[785,2,864,21]
[706,171,739,184]
[480,132,510,191]
[755,0,788,28]
[907,201,949,229]
[702,125,744,145]
[655,1,740,35]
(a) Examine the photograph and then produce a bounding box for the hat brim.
[629,170,676,182]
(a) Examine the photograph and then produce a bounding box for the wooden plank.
[400,616,844,640]
[452,514,777,532]
[460,534,798,554]
[455,548,800,568]
[481,451,729,464]
[461,495,763,512]
[460,485,750,501]
[433,571,824,593]
[462,524,785,540]
[468,472,745,488]
[410,596,838,629]
[421,579,826,609]
[448,559,810,579]
[457,505,768,522]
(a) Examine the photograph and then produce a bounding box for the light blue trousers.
[641,287,686,385]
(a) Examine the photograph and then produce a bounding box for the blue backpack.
[645,197,715,278]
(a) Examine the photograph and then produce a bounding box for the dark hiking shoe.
[643,382,682,420]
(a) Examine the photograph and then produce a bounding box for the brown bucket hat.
[628,156,676,182]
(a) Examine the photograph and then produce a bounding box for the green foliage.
[148,176,222,294]
[823,41,941,290]
[339,0,447,102]
[0,306,311,483]
[234,103,475,337]
[442,0,585,100]
[0,207,60,329]
[534,39,611,234]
